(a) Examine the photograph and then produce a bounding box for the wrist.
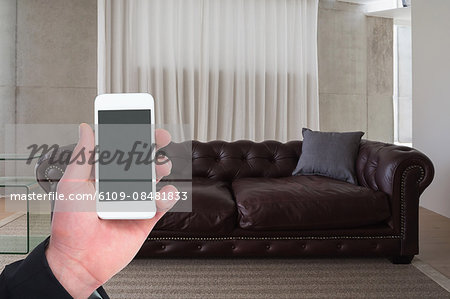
[45,238,101,299]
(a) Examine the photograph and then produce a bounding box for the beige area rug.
[1,214,449,298]
[0,214,51,253]
[0,214,51,236]
[103,258,450,299]
[1,255,448,298]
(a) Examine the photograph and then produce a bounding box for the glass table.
[0,153,45,161]
[0,154,50,254]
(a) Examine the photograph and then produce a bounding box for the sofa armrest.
[35,144,76,193]
[356,140,434,197]
[356,140,434,257]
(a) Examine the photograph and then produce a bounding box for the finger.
[155,129,171,150]
[155,184,178,213]
[156,157,172,182]
[135,185,178,232]
[61,123,95,184]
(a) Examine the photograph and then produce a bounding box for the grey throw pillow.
[292,128,364,184]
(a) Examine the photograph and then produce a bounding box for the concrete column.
[366,16,394,143]
[318,0,394,142]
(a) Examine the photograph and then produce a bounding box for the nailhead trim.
[146,165,426,242]
[44,165,65,184]
[148,235,402,241]
[399,165,425,237]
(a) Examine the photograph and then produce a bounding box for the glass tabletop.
[0,213,51,254]
[0,179,50,254]
[0,153,41,161]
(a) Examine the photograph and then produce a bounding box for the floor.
[0,198,14,220]
[418,207,450,278]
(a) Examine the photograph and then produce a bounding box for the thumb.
[62,123,95,183]
[54,124,95,212]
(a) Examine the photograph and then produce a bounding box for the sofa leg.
[390,255,414,264]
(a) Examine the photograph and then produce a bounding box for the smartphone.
[94,93,156,219]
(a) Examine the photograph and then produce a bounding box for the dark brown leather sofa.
[35,139,434,264]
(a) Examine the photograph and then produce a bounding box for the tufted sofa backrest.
[162,140,302,181]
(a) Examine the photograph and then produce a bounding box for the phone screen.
[97,110,153,202]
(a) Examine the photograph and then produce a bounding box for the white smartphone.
[94,93,157,219]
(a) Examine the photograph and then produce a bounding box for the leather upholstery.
[232,176,390,230]
[356,140,434,196]
[355,140,434,257]
[190,140,301,180]
[35,139,434,260]
[155,178,236,233]
[139,239,401,258]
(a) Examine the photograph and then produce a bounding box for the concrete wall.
[0,0,16,152]
[15,0,97,124]
[0,0,16,176]
[5,0,393,139]
[412,0,450,218]
[318,0,394,142]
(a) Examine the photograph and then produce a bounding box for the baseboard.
[413,258,450,293]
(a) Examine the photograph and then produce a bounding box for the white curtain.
[98,0,319,142]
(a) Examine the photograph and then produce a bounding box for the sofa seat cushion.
[155,178,237,233]
[232,176,391,231]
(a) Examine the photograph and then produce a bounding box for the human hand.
[45,123,176,299]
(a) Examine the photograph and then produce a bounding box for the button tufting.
[231,245,236,250]
[301,244,306,249]
[336,244,342,249]
[215,157,220,162]
[266,245,271,249]
[197,245,202,249]
[161,245,166,249]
